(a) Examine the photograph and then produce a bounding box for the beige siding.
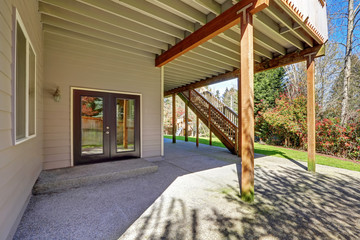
[0,0,44,239]
[43,32,161,169]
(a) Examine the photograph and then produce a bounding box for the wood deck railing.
[200,90,238,126]
[179,89,238,153]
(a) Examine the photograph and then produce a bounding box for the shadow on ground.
[120,162,360,239]
[14,139,360,240]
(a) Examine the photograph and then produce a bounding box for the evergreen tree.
[254,67,285,115]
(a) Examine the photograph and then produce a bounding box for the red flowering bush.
[255,94,360,161]
[316,118,360,160]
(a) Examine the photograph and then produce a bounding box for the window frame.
[13,9,37,145]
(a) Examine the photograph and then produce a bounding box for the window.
[14,10,36,143]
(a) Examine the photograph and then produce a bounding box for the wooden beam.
[172,93,176,143]
[185,102,189,142]
[307,54,316,172]
[254,44,325,72]
[164,44,325,96]
[239,12,255,202]
[155,0,269,67]
[164,70,239,96]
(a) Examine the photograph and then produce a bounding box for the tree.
[315,42,342,118]
[283,63,307,99]
[254,67,285,115]
[222,87,238,112]
[328,54,360,119]
[81,97,103,116]
[328,0,360,124]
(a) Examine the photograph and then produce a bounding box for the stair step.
[32,159,158,194]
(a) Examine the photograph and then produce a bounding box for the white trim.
[160,66,164,156]
[13,8,37,145]
[70,87,143,167]
[25,41,29,139]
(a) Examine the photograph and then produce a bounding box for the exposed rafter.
[146,0,207,25]
[38,0,328,94]
[263,1,313,47]
[155,0,270,67]
[164,44,325,95]
[254,11,304,50]
[40,5,168,50]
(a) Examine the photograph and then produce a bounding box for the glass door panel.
[81,96,104,155]
[116,99,135,152]
[74,90,140,165]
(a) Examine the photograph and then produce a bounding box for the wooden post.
[307,54,316,172]
[123,100,128,149]
[208,105,212,145]
[196,115,199,147]
[239,11,255,202]
[172,93,176,143]
[185,103,189,142]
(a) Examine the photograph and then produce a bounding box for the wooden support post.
[172,93,176,143]
[307,54,316,172]
[239,11,255,202]
[123,100,128,149]
[196,115,199,147]
[208,105,212,145]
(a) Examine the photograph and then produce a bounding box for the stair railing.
[185,89,237,145]
[200,90,238,126]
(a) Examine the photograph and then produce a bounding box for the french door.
[73,90,140,165]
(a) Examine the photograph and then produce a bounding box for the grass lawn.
[164,135,360,172]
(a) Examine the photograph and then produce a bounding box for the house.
[0,0,328,239]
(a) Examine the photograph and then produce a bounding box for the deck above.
[39,0,328,92]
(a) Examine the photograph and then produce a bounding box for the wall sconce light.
[53,87,61,102]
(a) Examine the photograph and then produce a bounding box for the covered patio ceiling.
[39,0,327,92]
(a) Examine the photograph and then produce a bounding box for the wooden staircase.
[178,89,238,154]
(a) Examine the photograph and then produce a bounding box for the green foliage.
[255,94,360,160]
[316,117,360,160]
[254,67,285,115]
[220,67,285,115]
[164,135,360,171]
[255,94,307,148]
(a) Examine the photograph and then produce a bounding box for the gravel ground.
[14,139,360,240]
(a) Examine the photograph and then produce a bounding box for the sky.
[208,78,237,95]
[207,0,360,96]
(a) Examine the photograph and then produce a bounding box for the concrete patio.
[14,139,360,240]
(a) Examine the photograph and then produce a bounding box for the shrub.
[255,94,360,161]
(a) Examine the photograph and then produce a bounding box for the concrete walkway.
[14,139,360,239]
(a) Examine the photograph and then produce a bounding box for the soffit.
[38,0,328,92]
